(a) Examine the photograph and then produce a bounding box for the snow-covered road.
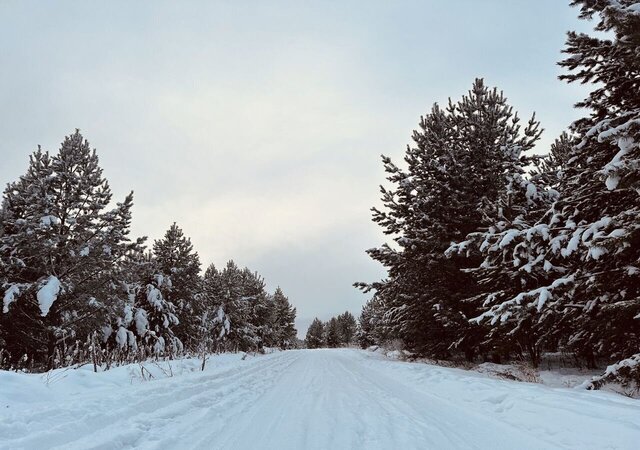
[1,349,639,449]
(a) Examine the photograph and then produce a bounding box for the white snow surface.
[0,349,638,450]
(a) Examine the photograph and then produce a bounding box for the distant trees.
[271,287,298,349]
[304,311,358,349]
[337,311,357,345]
[325,318,340,348]
[305,318,325,349]
[356,0,640,390]
[0,131,297,371]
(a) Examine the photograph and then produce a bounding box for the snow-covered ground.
[1,349,638,449]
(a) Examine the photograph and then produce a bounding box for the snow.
[134,308,149,335]
[36,276,61,317]
[153,336,165,354]
[39,215,61,227]
[498,229,518,248]
[605,173,621,190]
[146,285,164,310]
[580,353,640,391]
[589,246,609,260]
[115,326,128,348]
[582,217,612,243]
[0,349,638,450]
[537,288,551,312]
[2,284,23,313]
[525,182,538,202]
[561,228,582,257]
[122,304,134,326]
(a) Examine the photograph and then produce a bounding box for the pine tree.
[211,261,258,351]
[556,1,640,379]
[0,131,142,368]
[337,311,357,345]
[152,223,201,350]
[325,317,341,348]
[241,267,269,350]
[357,296,394,349]
[305,318,325,349]
[199,264,229,352]
[447,134,573,365]
[107,246,151,355]
[450,1,639,377]
[131,272,182,355]
[271,287,297,349]
[358,80,541,359]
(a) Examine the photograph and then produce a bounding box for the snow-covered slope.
[1,349,638,449]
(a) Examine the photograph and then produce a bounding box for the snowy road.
[1,349,639,449]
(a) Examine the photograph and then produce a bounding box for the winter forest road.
[1,349,639,450]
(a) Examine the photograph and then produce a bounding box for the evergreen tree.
[152,223,201,350]
[447,134,573,365]
[325,317,340,348]
[211,261,261,351]
[199,264,228,351]
[271,287,297,349]
[241,267,270,350]
[0,131,142,368]
[337,311,357,345]
[106,246,151,354]
[305,318,325,349]
[450,1,639,376]
[357,296,386,348]
[556,1,640,379]
[358,80,541,359]
[131,272,182,355]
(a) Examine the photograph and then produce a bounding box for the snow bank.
[0,353,254,413]
[366,346,622,393]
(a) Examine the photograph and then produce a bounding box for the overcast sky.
[0,1,592,336]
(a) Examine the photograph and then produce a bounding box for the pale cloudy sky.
[0,1,592,335]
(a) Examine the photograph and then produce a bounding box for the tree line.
[357,0,639,389]
[0,132,297,371]
[305,311,357,349]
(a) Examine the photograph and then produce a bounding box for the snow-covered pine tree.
[240,267,269,350]
[357,297,386,348]
[213,261,257,351]
[325,317,341,348]
[450,1,639,377]
[105,246,151,357]
[305,318,325,349]
[271,287,297,349]
[556,1,640,381]
[197,303,230,369]
[337,311,357,345]
[358,80,541,359]
[152,223,202,351]
[132,271,182,356]
[0,131,142,368]
[447,134,573,365]
[200,264,296,352]
[199,264,228,352]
